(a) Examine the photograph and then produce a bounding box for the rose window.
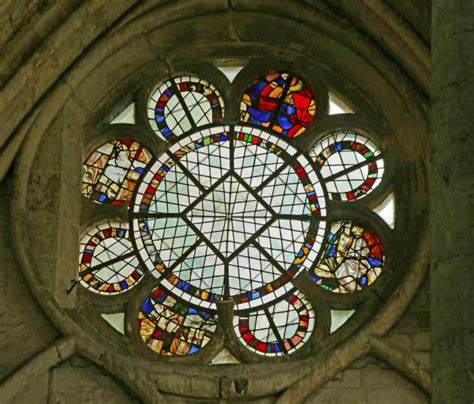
[79,68,391,360]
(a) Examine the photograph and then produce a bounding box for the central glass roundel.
[132,125,327,310]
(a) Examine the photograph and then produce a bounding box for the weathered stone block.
[50,363,137,403]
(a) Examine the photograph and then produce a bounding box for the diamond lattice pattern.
[188,174,272,257]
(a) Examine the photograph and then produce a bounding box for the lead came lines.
[79,71,389,358]
[131,125,321,304]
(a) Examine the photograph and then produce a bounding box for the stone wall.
[0,178,58,380]
[307,279,431,403]
[0,0,46,48]
[307,362,428,403]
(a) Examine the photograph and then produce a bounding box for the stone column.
[431,1,474,403]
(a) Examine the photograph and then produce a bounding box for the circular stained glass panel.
[240,73,316,138]
[309,131,384,201]
[82,139,153,205]
[233,290,315,356]
[79,220,144,295]
[138,286,217,356]
[311,221,385,293]
[147,76,225,142]
[131,125,327,310]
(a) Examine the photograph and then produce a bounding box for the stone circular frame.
[10,3,429,402]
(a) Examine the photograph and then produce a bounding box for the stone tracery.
[78,70,391,360]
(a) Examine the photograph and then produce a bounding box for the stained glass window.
[138,286,217,356]
[234,290,315,356]
[79,220,144,294]
[240,73,316,138]
[309,131,384,201]
[132,125,326,311]
[82,139,152,204]
[147,76,225,142]
[79,68,392,360]
[311,221,384,293]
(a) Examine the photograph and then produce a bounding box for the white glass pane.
[111,103,135,124]
[330,309,355,333]
[209,348,240,365]
[217,65,245,83]
[101,312,125,334]
[373,192,395,229]
[328,92,354,115]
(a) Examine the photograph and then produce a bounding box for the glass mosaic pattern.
[234,290,315,356]
[147,76,225,141]
[138,287,217,356]
[312,221,384,293]
[79,71,393,359]
[240,72,316,138]
[79,220,144,294]
[310,131,384,201]
[82,139,152,204]
[132,125,327,310]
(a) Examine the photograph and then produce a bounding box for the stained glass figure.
[147,76,225,141]
[240,73,316,138]
[82,139,152,204]
[234,290,315,356]
[138,286,217,356]
[78,220,144,294]
[132,125,327,310]
[312,221,384,293]
[310,131,384,201]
